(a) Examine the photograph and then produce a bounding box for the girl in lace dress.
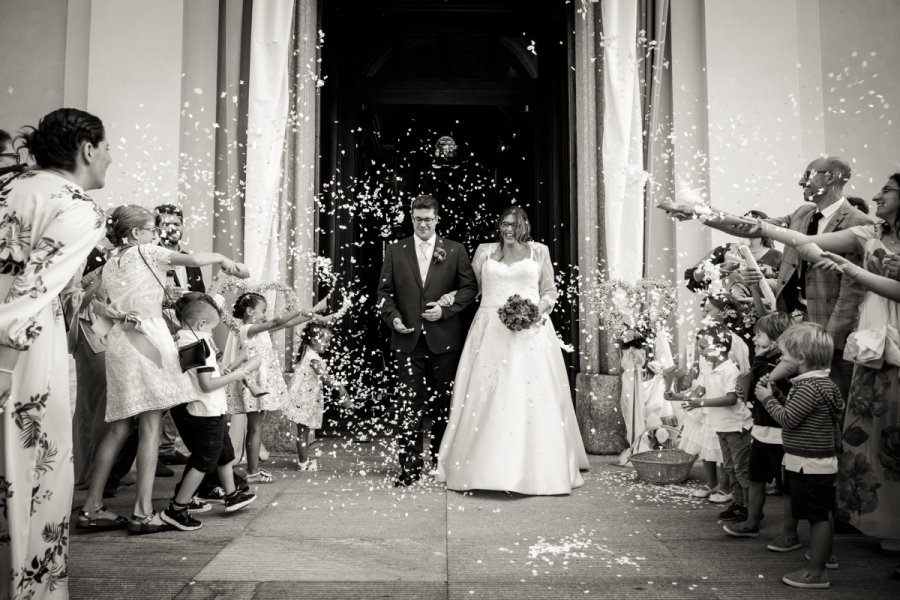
[78,205,248,535]
[284,323,354,471]
[225,292,313,483]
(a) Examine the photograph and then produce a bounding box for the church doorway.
[317,0,575,433]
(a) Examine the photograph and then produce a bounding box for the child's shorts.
[783,470,836,522]
[171,404,236,474]
[748,439,784,489]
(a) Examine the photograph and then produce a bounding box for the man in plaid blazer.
[702,156,876,399]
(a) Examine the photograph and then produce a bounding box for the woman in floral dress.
[77,205,248,534]
[0,109,109,599]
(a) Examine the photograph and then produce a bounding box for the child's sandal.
[246,471,274,484]
[75,506,129,531]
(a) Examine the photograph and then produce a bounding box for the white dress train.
[436,242,589,495]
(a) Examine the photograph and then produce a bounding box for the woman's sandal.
[127,511,170,535]
[75,506,129,531]
[246,471,275,484]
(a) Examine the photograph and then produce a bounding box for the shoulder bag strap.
[136,246,203,345]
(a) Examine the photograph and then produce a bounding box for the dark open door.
[318,0,575,433]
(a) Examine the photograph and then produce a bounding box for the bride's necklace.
[885,231,900,248]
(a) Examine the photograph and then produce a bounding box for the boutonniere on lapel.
[432,240,447,264]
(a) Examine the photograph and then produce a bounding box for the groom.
[377,194,477,486]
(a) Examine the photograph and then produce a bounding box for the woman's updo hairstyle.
[20,108,105,171]
[233,292,266,319]
[107,205,154,247]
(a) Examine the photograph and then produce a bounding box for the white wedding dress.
[435,242,589,495]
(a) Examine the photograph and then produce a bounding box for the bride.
[435,206,589,495]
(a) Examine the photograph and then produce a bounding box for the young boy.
[681,324,752,522]
[755,322,844,589]
[725,312,796,542]
[161,293,260,531]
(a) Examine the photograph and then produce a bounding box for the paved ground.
[69,440,899,599]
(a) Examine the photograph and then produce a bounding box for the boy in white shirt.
[682,324,752,522]
[162,293,260,531]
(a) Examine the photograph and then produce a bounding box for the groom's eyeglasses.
[413,217,436,225]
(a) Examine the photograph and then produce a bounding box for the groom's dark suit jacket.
[377,235,477,354]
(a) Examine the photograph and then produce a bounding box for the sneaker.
[718,504,748,522]
[233,472,250,494]
[805,551,839,570]
[155,463,175,478]
[297,459,318,472]
[224,490,257,513]
[767,532,802,552]
[708,491,733,504]
[723,521,760,538]
[187,497,212,514]
[161,504,203,531]
[197,486,226,504]
[782,568,829,589]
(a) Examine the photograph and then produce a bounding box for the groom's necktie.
[418,241,430,283]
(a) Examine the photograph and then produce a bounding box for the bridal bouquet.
[498,295,541,331]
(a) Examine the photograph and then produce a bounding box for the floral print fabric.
[0,171,105,599]
[836,236,900,540]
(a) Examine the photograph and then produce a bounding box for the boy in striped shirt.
[755,322,844,589]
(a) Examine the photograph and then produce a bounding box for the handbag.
[137,246,210,372]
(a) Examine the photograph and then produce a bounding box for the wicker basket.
[628,425,697,485]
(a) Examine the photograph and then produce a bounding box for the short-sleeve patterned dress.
[283,349,325,428]
[226,323,289,413]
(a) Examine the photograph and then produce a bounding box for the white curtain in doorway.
[601,0,645,283]
[244,0,294,283]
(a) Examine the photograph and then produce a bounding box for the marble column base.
[575,373,628,455]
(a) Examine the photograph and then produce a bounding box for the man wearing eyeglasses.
[377,194,478,487]
[155,204,206,295]
[692,156,876,400]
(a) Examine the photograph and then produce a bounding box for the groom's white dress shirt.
[417,234,436,284]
